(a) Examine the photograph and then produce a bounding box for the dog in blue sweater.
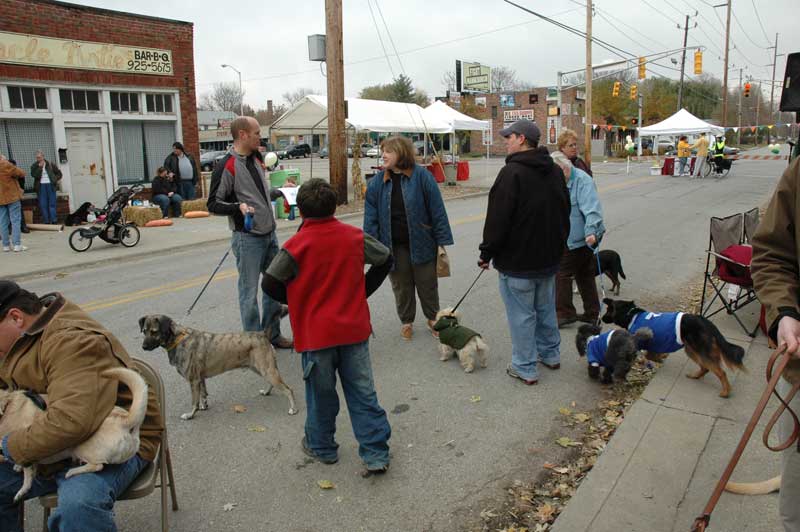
[575,324,652,384]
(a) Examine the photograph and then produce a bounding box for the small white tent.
[638,108,724,137]
[423,101,490,131]
[270,95,451,134]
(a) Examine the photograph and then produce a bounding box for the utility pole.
[325,0,347,204]
[721,0,732,128]
[584,0,593,169]
[755,84,761,145]
[737,68,743,144]
[637,90,643,156]
[768,32,779,144]
[677,14,690,111]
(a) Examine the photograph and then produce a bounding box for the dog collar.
[165,332,189,351]
[23,391,46,411]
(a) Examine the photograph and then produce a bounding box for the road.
[17,150,789,531]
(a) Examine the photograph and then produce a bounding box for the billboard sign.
[458,60,491,93]
[503,109,533,128]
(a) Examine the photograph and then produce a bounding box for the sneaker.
[427,320,439,338]
[301,437,338,464]
[558,316,577,329]
[401,323,413,341]
[361,462,390,478]
[540,361,561,370]
[2,246,9,252]
[13,245,27,252]
[506,364,538,385]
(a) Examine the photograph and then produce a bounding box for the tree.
[282,87,315,106]
[359,74,429,106]
[198,81,243,114]
[255,103,287,126]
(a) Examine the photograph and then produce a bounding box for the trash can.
[444,164,457,185]
[662,157,675,176]
[269,169,302,188]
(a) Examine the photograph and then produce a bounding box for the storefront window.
[0,119,56,192]
[110,92,140,113]
[59,89,101,112]
[113,120,175,184]
[145,93,173,114]
[7,87,48,111]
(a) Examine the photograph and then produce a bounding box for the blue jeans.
[38,183,57,223]
[0,454,147,532]
[231,230,282,337]
[678,157,688,175]
[152,193,183,217]
[0,201,22,247]
[498,273,560,381]
[301,341,391,468]
[179,181,196,200]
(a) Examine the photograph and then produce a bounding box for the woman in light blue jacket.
[551,151,605,328]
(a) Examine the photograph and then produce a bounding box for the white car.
[366,146,380,157]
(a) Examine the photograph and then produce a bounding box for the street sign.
[482,125,493,146]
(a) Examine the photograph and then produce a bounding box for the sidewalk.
[553,305,783,532]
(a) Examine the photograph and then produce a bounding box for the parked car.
[348,143,373,158]
[413,140,435,155]
[319,146,328,158]
[366,146,381,157]
[200,150,226,171]
[277,143,311,159]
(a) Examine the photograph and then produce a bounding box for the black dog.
[65,202,94,226]
[601,298,745,397]
[575,323,653,383]
[597,250,626,296]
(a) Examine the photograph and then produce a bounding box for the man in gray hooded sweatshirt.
[207,116,292,348]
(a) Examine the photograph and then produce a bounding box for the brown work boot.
[400,324,413,341]
[271,335,294,349]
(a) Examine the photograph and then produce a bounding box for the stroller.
[68,185,144,252]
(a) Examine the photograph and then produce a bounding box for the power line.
[731,9,770,50]
[366,0,395,78]
[683,0,725,39]
[373,0,406,75]
[641,0,683,26]
[750,0,773,46]
[595,8,664,52]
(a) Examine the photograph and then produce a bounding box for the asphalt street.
[16,149,789,531]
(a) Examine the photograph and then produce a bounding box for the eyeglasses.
[567,143,578,148]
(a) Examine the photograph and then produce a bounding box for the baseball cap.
[499,119,541,145]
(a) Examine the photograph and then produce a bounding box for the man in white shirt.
[30,150,61,224]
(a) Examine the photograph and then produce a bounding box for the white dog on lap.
[432,308,489,373]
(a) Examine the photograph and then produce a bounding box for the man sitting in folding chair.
[0,280,164,532]
[700,207,762,337]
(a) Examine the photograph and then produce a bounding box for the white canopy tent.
[636,109,724,156]
[270,95,451,134]
[423,101,491,132]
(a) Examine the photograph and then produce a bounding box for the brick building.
[0,0,197,220]
[450,87,585,157]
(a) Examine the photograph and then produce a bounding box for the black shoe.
[576,314,597,324]
[361,463,390,478]
[301,437,338,464]
[558,316,577,329]
[20,227,30,234]
[271,335,294,349]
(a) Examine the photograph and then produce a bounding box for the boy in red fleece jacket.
[263,178,393,475]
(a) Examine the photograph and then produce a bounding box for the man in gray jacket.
[207,116,292,348]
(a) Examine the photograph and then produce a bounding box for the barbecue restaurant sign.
[0,31,173,76]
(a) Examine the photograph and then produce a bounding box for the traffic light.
[631,118,639,126]
[638,57,646,80]
[612,81,621,97]
[744,82,751,97]
[693,50,702,75]
[630,84,638,100]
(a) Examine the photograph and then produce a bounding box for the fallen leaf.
[556,437,582,448]
[317,480,335,489]
[247,424,266,432]
[542,462,557,470]
[54,272,68,279]
[558,407,572,416]
[553,467,570,474]
[574,413,591,423]
[535,502,556,522]
[479,508,498,520]
[223,502,237,511]
[233,404,247,413]
[470,395,481,403]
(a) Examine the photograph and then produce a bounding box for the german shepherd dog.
[601,298,745,397]
[139,315,297,419]
[597,250,626,296]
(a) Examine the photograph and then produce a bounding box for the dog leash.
[593,246,607,326]
[451,268,486,313]
[185,248,231,318]
[691,345,800,531]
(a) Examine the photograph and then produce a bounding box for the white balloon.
[265,152,278,167]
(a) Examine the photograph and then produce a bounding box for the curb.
[11,190,490,282]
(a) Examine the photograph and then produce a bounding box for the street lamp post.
[221,64,243,116]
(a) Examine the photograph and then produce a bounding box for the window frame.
[145,93,174,114]
[110,91,140,113]
[7,86,48,111]
[58,89,101,112]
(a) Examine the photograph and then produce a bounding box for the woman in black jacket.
[151,167,183,218]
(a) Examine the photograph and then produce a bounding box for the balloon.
[771,144,781,154]
[264,152,278,167]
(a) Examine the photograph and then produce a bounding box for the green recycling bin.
[269,169,301,188]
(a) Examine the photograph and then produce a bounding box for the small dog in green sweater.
[433,308,489,373]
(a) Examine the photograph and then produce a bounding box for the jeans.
[231,230,282,338]
[0,454,147,532]
[0,201,22,247]
[38,183,57,223]
[152,193,183,217]
[678,157,688,175]
[179,181,196,200]
[498,273,560,381]
[301,341,391,468]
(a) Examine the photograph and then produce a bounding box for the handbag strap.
[691,345,798,531]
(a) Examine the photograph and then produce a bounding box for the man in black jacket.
[163,142,199,200]
[478,120,570,385]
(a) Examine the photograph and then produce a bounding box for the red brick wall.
[0,0,198,158]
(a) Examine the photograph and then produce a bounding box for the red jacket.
[283,217,372,352]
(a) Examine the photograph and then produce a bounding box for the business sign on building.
[503,109,533,128]
[457,60,491,93]
[0,31,173,76]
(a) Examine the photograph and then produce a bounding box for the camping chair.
[699,207,761,337]
[25,358,178,532]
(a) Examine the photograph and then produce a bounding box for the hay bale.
[123,206,162,227]
[180,198,208,215]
